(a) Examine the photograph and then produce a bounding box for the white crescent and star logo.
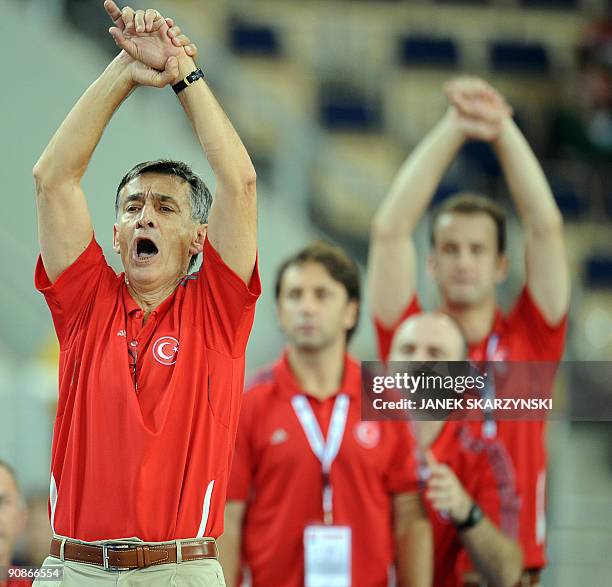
[354,421,380,449]
[152,336,179,365]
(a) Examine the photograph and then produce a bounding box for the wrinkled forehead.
[119,172,191,206]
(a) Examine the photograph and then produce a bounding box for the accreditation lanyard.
[291,393,350,525]
[482,334,499,439]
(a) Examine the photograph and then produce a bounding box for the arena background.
[0,0,611,584]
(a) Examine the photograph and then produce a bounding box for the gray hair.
[115,160,213,272]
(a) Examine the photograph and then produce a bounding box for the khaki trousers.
[33,536,226,587]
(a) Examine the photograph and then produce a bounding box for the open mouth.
[133,237,159,262]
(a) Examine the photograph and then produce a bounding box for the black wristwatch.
[172,68,205,94]
[454,502,484,532]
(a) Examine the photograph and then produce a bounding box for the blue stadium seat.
[460,141,502,180]
[549,179,588,220]
[434,0,491,4]
[490,41,550,74]
[319,84,382,131]
[605,190,612,220]
[399,36,459,68]
[585,255,612,288]
[229,17,281,57]
[430,184,462,208]
[520,0,578,9]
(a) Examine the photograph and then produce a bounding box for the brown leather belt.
[50,537,218,571]
[464,569,541,587]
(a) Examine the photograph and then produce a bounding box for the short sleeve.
[35,237,115,348]
[374,296,422,362]
[508,286,568,360]
[200,237,261,357]
[384,422,420,494]
[227,390,256,501]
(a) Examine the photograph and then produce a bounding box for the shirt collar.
[121,278,177,318]
[274,350,362,401]
[467,307,506,360]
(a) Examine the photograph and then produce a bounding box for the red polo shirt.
[36,236,260,542]
[421,421,519,587]
[227,353,420,587]
[374,286,567,569]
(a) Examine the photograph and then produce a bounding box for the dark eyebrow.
[123,192,181,211]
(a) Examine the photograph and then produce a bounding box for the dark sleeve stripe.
[245,366,275,393]
[458,426,521,539]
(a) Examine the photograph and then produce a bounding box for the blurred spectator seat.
[229,17,281,57]
[549,177,588,220]
[319,82,382,131]
[398,36,459,68]
[585,254,612,288]
[312,132,403,241]
[430,183,463,209]
[520,0,579,9]
[383,70,450,145]
[490,41,550,75]
[605,190,612,220]
[460,141,502,180]
[487,74,560,144]
[222,58,317,159]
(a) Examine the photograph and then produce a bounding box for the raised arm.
[33,2,192,283]
[368,112,462,327]
[176,56,257,284]
[33,54,132,283]
[495,121,569,324]
[368,80,510,328]
[447,77,569,324]
[112,11,257,284]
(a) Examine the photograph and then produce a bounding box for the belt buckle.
[102,543,132,572]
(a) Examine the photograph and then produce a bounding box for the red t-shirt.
[421,421,519,587]
[36,236,260,542]
[374,287,567,569]
[227,353,420,587]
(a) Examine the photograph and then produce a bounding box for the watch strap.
[172,68,205,94]
[455,502,484,532]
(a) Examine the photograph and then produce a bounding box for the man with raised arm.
[32,2,260,585]
[368,77,569,585]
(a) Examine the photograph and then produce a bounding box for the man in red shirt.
[0,460,32,587]
[32,3,259,585]
[368,77,569,584]
[219,242,432,587]
[388,314,522,587]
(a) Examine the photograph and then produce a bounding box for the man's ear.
[344,299,359,332]
[495,254,509,284]
[189,223,207,256]
[113,224,120,254]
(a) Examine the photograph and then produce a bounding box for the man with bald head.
[389,314,522,587]
[390,312,466,363]
[0,460,29,587]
